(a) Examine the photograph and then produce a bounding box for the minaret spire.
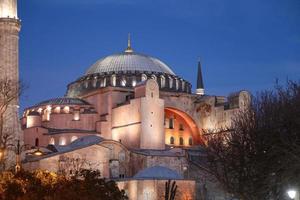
[0,0,22,169]
[125,33,133,53]
[196,59,205,95]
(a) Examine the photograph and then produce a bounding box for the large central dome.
[66,38,192,97]
[85,52,175,76]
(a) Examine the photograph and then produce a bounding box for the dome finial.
[125,33,133,53]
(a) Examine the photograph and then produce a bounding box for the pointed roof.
[125,33,133,53]
[197,61,204,89]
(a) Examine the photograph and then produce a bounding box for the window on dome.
[101,78,106,87]
[84,81,89,88]
[151,75,157,81]
[141,74,147,81]
[182,81,185,91]
[63,106,70,114]
[132,76,136,87]
[54,107,61,114]
[160,76,165,88]
[42,106,51,121]
[92,79,97,88]
[189,137,193,146]
[111,75,116,86]
[169,77,173,88]
[121,77,127,87]
[175,79,179,90]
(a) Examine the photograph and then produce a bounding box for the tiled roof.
[86,52,175,76]
[34,97,90,107]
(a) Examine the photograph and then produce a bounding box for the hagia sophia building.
[0,0,251,199]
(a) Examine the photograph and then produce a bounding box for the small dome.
[133,166,183,180]
[85,52,175,76]
[34,97,90,107]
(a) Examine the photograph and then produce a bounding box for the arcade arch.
[164,107,204,146]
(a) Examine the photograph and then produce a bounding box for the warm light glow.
[71,136,78,142]
[37,108,43,113]
[59,137,66,146]
[46,105,51,111]
[33,149,43,156]
[63,106,70,114]
[53,106,61,113]
[49,138,55,145]
[0,150,3,160]
[121,79,126,86]
[132,80,136,87]
[73,110,80,121]
[0,0,18,19]
[287,190,297,199]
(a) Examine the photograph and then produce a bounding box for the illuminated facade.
[0,0,251,199]
[21,41,250,199]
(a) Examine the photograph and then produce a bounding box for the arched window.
[42,106,51,121]
[35,138,39,147]
[169,118,174,129]
[169,77,173,88]
[151,74,157,81]
[59,137,66,146]
[92,78,97,88]
[121,76,127,87]
[73,110,80,121]
[132,76,137,87]
[101,78,107,87]
[111,75,116,86]
[84,81,89,88]
[71,136,78,142]
[170,137,175,145]
[141,74,147,81]
[63,106,70,114]
[160,75,165,88]
[175,79,179,90]
[179,137,184,146]
[49,138,55,145]
[179,124,184,131]
[189,137,193,146]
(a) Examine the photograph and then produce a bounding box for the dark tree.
[0,169,128,200]
[204,80,300,200]
[0,78,25,170]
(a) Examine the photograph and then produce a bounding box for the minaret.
[0,0,21,169]
[196,60,205,95]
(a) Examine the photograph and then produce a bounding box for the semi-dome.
[133,166,183,180]
[34,97,90,107]
[85,52,175,76]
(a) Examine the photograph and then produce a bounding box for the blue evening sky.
[19,0,300,110]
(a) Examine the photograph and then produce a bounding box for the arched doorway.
[164,107,204,146]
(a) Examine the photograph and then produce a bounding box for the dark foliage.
[0,169,128,200]
[204,81,300,200]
